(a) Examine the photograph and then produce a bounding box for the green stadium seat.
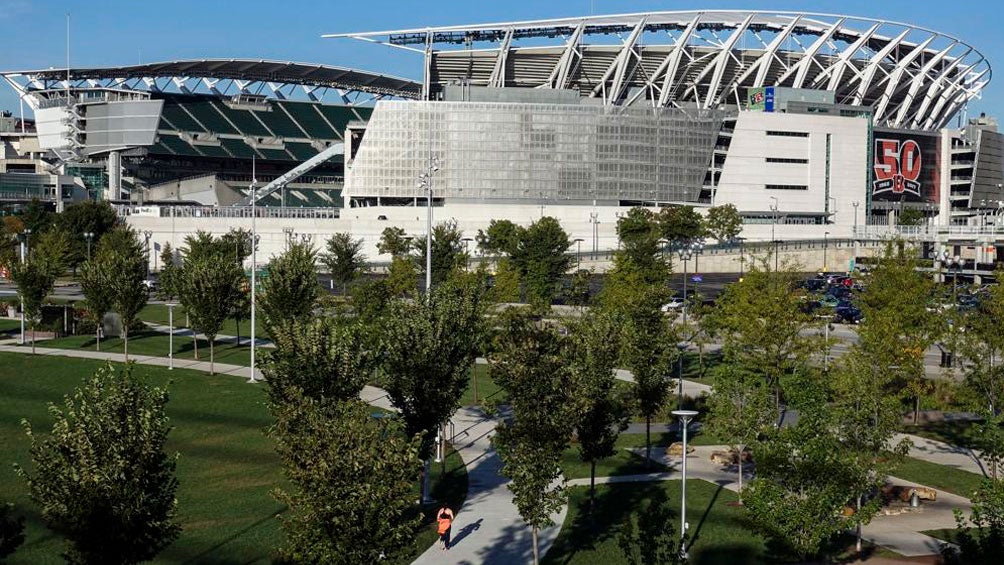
[183,100,240,135]
[277,101,337,138]
[160,101,206,132]
[285,142,320,161]
[212,102,272,137]
[254,107,306,138]
[317,105,362,140]
[220,138,258,159]
[155,134,204,157]
[194,143,230,158]
[257,147,293,161]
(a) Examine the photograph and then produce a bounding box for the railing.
[113,204,340,219]
[852,225,1004,239]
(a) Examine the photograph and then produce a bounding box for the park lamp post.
[417,156,441,295]
[17,229,30,345]
[83,231,94,260]
[573,238,584,269]
[166,302,178,371]
[671,409,699,560]
[142,230,153,277]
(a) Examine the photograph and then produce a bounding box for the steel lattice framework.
[2,59,422,108]
[326,10,990,130]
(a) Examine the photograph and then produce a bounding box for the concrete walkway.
[895,432,988,477]
[143,322,274,348]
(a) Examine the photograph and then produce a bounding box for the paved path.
[143,322,274,348]
[895,432,988,477]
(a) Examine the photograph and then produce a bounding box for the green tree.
[8,230,67,354]
[943,479,1004,565]
[180,254,243,374]
[16,364,179,565]
[78,254,114,351]
[743,374,873,561]
[53,201,119,270]
[218,227,253,265]
[264,317,374,407]
[156,242,179,301]
[657,206,705,249]
[269,395,421,564]
[565,269,592,308]
[377,226,412,257]
[706,364,774,503]
[898,208,925,226]
[617,490,684,565]
[856,241,940,424]
[349,278,392,324]
[489,257,521,303]
[258,241,320,335]
[615,208,667,282]
[102,230,149,362]
[510,216,572,307]
[0,502,25,562]
[413,220,467,288]
[322,232,367,293]
[476,219,522,257]
[705,204,743,242]
[568,310,628,514]
[380,279,485,499]
[490,311,573,565]
[386,255,418,298]
[708,257,817,418]
[18,199,54,242]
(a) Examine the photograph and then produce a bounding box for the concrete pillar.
[939,128,952,227]
[107,150,121,201]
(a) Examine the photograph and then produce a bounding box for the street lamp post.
[573,238,584,269]
[671,409,699,560]
[737,237,746,280]
[142,230,153,277]
[461,237,473,269]
[249,166,259,384]
[166,302,177,370]
[823,231,829,272]
[83,231,94,260]
[852,201,860,235]
[417,156,441,295]
[18,229,29,345]
[769,197,779,271]
[589,212,599,259]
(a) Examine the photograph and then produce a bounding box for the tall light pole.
[573,238,584,269]
[461,237,473,269]
[852,201,860,234]
[18,229,29,345]
[671,409,699,560]
[589,212,599,259]
[677,242,700,410]
[166,302,177,370]
[249,161,258,384]
[737,237,746,280]
[823,231,829,272]
[142,230,153,278]
[769,196,779,271]
[83,231,94,260]
[418,156,440,295]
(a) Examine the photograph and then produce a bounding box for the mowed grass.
[140,303,270,341]
[542,480,768,565]
[0,352,282,565]
[892,457,985,498]
[27,331,252,368]
[0,317,20,333]
[561,445,668,480]
[0,352,468,565]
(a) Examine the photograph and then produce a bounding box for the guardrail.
[114,205,340,219]
[852,225,1004,240]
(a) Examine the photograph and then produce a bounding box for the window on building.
[765,184,809,190]
[765,157,809,164]
[765,130,810,138]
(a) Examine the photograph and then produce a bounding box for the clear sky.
[0,0,1001,120]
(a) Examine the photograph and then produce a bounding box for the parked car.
[800,278,828,292]
[142,279,158,291]
[819,294,841,308]
[834,302,863,324]
[660,297,687,312]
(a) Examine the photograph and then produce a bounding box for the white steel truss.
[328,10,990,130]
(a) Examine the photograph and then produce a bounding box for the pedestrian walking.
[436,504,455,551]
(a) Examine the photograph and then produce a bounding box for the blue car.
[834,302,863,324]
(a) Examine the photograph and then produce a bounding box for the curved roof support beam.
[926,67,988,130]
[488,28,514,88]
[911,52,970,129]
[590,16,647,104]
[872,36,934,123]
[545,21,586,89]
[774,18,845,88]
[816,22,878,91]
[690,13,753,107]
[732,15,802,88]
[851,28,910,106]
[655,14,700,107]
[890,42,958,127]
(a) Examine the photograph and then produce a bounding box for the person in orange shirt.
[436,504,455,551]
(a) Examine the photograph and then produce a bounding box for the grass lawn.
[615,430,727,450]
[460,364,503,407]
[902,420,979,449]
[561,446,668,481]
[29,330,252,368]
[140,303,270,341]
[0,317,20,333]
[893,457,985,498]
[0,352,467,565]
[542,480,768,565]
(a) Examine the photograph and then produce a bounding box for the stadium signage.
[873,138,923,198]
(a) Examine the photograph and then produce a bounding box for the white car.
[660,297,686,312]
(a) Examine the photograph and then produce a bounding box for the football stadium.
[1,10,1001,259]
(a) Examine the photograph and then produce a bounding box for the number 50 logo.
[873,138,922,197]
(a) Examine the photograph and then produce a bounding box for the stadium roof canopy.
[326,10,991,130]
[2,59,422,104]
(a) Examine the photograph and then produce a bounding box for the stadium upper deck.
[327,10,991,130]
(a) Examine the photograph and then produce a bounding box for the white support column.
[545,22,586,89]
[775,19,846,87]
[911,50,970,129]
[939,128,952,227]
[892,42,958,127]
[488,28,514,88]
[925,66,987,130]
[851,29,910,107]
[872,37,934,124]
[656,15,700,107]
[693,13,754,108]
[732,16,802,88]
[590,17,647,104]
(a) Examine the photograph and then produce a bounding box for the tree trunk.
[95,325,101,351]
[589,460,597,523]
[210,338,215,375]
[855,496,863,553]
[472,368,479,404]
[123,326,129,362]
[645,414,652,469]
[532,526,540,565]
[737,444,744,505]
[235,320,240,345]
[440,423,447,474]
[914,395,920,425]
[30,324,35,355]
[193,333,199,360]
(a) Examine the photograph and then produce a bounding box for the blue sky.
[0,0,1001,119]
